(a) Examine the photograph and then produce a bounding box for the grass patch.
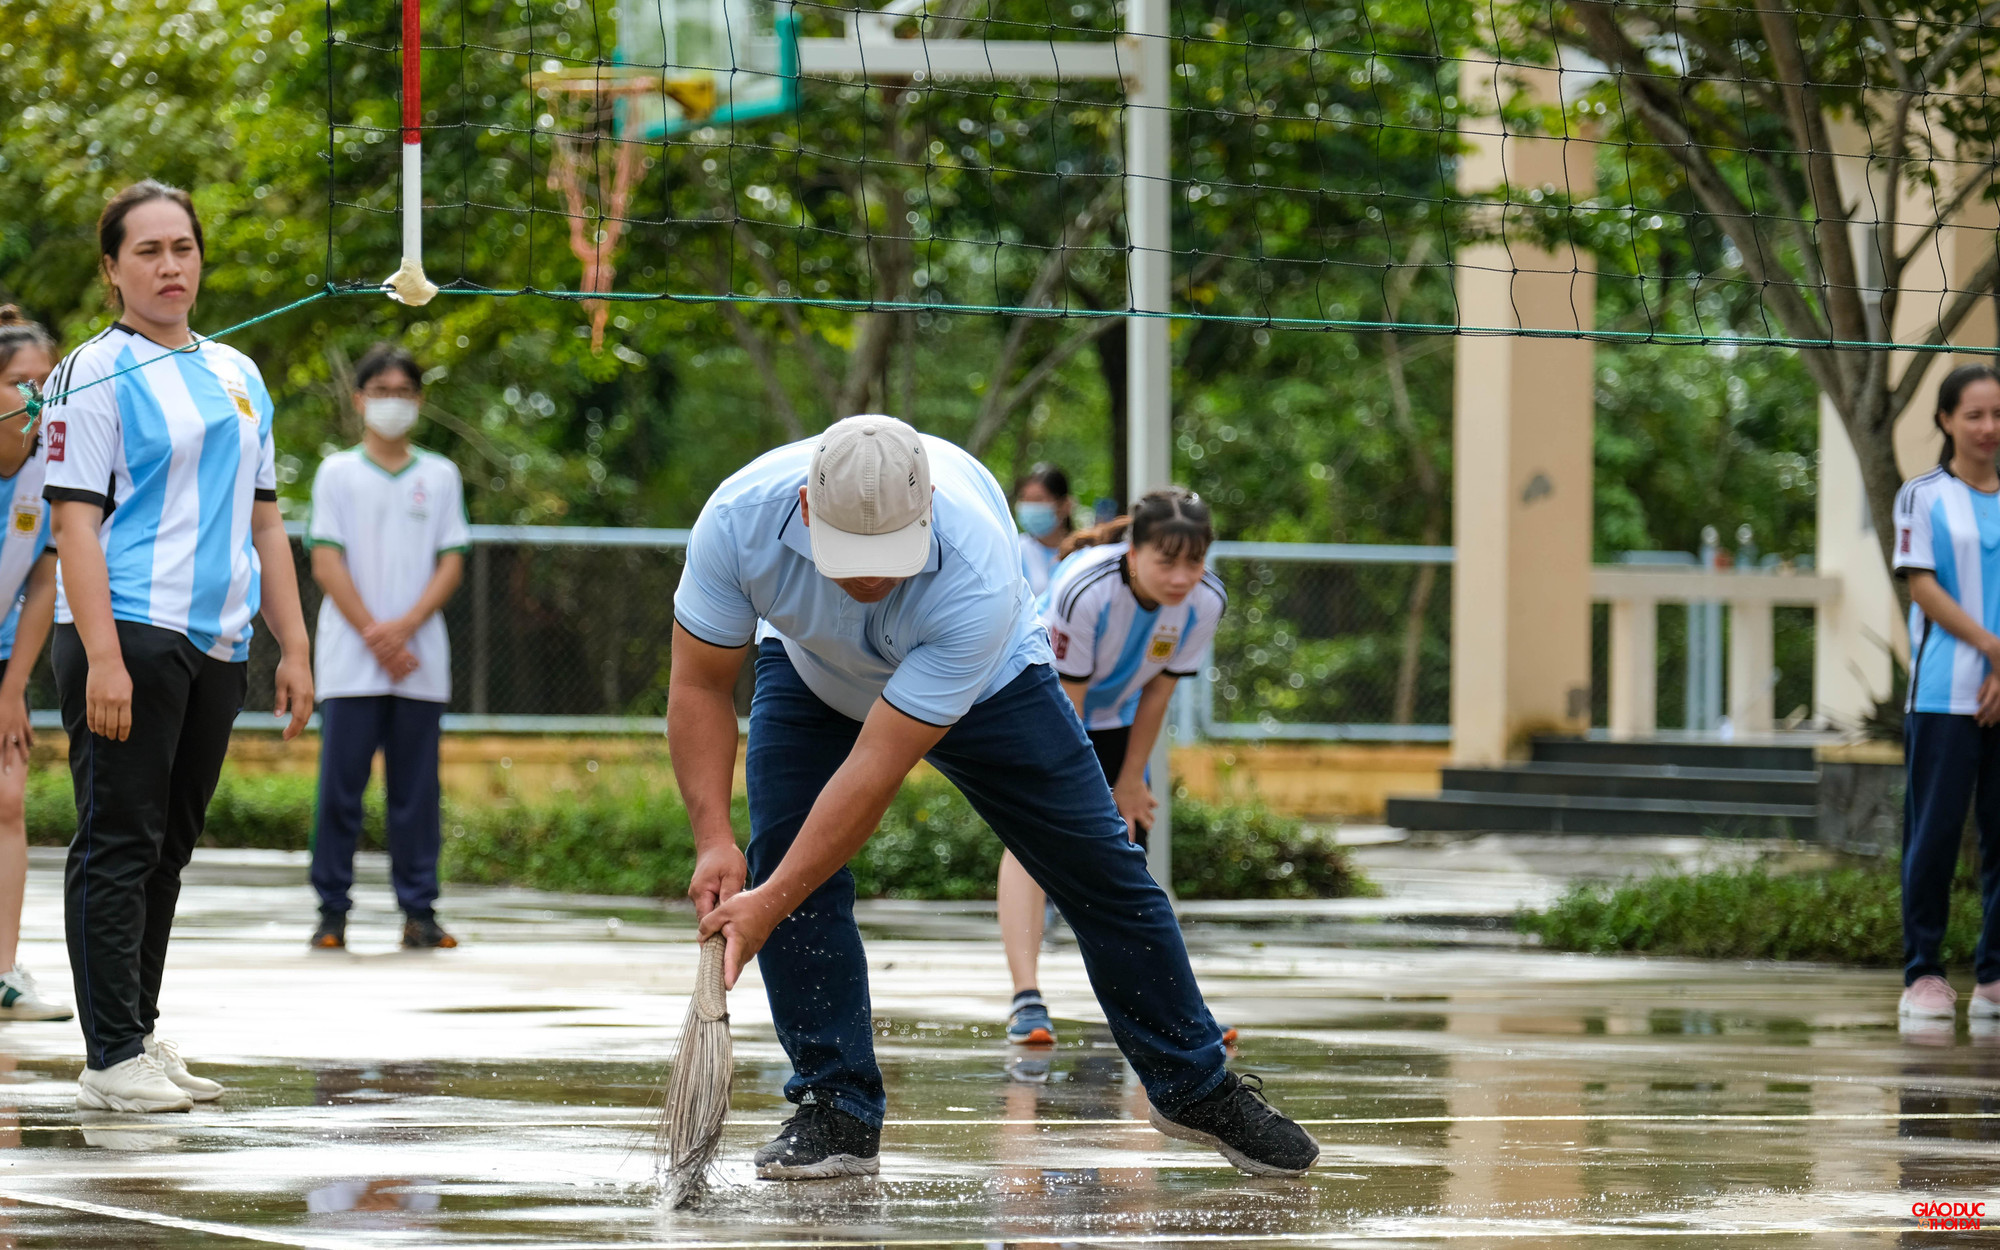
[24,768,1373,902]
[1518,861,1975,965]
[441,777,1375,902]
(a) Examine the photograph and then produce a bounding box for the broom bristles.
[658,933,733,1209]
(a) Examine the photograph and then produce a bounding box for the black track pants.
[57,621,245,1070]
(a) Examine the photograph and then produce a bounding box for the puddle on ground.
[1,850,1997,1245]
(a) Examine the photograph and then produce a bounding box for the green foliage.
[1519,861,1975,966]
[24,767,1369,901]
[1167,796,1378,901]
[24,769,385,849]
[442,777,1371,901]
[439,784,732,898]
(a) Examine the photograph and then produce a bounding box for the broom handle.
[694,933,728,1022]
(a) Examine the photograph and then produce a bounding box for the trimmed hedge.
[1518,861,1973,965]
[24,769,385,850]
[23,768,1371,902]
[440,778,1374,901]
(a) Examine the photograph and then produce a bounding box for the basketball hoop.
[531,72,680,352]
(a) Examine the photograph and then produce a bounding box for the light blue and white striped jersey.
[42,325,278,662]
[0,445,51,661]
[1039,541,1226,731]
[1896,465,2000,714]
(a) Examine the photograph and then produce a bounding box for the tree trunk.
[1394,548,1441,724]
[1097,324,1129,510]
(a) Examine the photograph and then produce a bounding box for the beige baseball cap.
[805,415,933,578]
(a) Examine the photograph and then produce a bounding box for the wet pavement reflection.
[0,848,1993,1246]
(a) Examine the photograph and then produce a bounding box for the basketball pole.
[385,0,439,305]
[1124,0,1175,896]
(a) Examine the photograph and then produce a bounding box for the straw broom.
[658,933,732,1208]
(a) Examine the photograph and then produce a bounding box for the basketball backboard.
[614,0,797,138]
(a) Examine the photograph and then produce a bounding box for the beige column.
[1727,599,1775,733]
[1450,62,1596,764]
[1607,596,1657,738]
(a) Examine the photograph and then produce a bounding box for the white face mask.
[362,397,419,439]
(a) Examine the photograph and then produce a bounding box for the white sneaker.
[0,964,72,1021]
[76,1054,193,1113]
[1973,985,2000,1019]
[143,1034,223,1102]
[1900,974,1958,1020]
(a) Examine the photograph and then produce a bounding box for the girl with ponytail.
[997,487,1234,1049]
[1895,362,2000,1026]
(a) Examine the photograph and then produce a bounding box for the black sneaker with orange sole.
[310,913,346,950]
[402,916,458,949]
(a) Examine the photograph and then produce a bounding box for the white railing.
[1593,565,1839,738]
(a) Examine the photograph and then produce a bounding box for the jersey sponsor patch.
[1902,527,1913,554]
[408,482,430,519]
[45,422,63,462]
[1049,626,1069,660]
[10,503,37,536]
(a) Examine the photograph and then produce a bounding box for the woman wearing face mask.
[1014,463,1074,597]
[1894,364,2000,1027]
[43,180,314,1112]
[997,488,1232,1051]
[304,344,468,952]
[0,309,74,1023]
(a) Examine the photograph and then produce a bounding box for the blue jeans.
[311,696,445,919]
[746,640,1228,1128]
[1904,712,2000,984]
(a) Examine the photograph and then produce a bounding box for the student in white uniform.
[45,181,314,1113]
[1893,363,2000,1024]
[0,309,72,1022]
[1013,462,1074,597]
[998,487,1228,1048]
[305,344,468,952]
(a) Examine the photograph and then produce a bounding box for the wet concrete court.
[0,846,1991,1247]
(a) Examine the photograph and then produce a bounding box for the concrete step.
[1383,789,1817,838]
[1438,761,1818,807]
[1529,737,1817,773]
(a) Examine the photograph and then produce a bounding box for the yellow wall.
[29,733,1445,822]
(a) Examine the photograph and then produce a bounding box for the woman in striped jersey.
[1894,363,2000,1026]
[43,182,314,1112]
[998,487,1231,1049]
[0,309,73,1022]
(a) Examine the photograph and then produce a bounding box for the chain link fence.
[224,528,1459,740]
[1192,542,1452,741]
[21,527,1823,743]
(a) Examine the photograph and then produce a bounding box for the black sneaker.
[1149,1071,1319,1177]
[310,913,346,950]
[753,1097,881,1180]
[401,916,458,949]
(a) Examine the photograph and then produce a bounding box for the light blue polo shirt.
[675,434,1053,726]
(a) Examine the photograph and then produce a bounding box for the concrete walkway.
[0,845,1980,1247]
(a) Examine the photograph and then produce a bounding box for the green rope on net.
[0,289,334,424]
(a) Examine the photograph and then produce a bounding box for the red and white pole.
[384,0,438,304]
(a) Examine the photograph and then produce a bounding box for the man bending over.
[672,415,1319,1180]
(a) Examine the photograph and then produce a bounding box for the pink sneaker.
[1901,975,1958,1020]
[1972,983,2000,1020]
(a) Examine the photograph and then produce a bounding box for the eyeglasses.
[359,387,421,400]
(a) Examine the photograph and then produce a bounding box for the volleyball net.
[316,0,2000,354]
[19,0,2000,424]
